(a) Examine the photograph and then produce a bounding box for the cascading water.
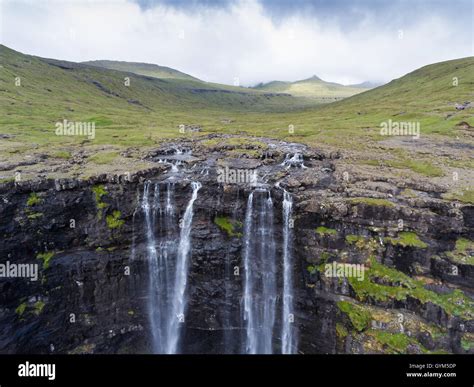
[241,187,298,354]
[281,190,296,354]
[143,181,174,353]
[166,181,201,354]
[142,181,161,353]
[130,191,141,261]
[142,180,200,354]
[281,153,307,169]
[242,189,277,354]
[143,176,295,354]
[158,159,183,172]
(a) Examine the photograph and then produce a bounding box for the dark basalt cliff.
[0,136,472,354]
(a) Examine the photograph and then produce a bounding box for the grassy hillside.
[0,44,473,198]
[253,75,369,102]
[83,60,200,81]
[289,56,474,143]
[0,44,320,147]
[201,56,474,155]
[1,43,472,149]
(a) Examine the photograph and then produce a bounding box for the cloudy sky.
[0,0,472,86]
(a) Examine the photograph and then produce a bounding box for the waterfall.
[143,181,174,354]
[281,153,307,169]
[142,181,162,353]
[242,190,277,354]
[166,181,201,354]
[242,188,297,354]
[281,190,296,354]
[143,178,295,354]
[130,190,140,261]
[242,191,255,353]
[142,180,200,354]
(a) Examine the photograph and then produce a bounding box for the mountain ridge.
[82,58,377,99]
[82,59,200,82]
[252,74,371,101]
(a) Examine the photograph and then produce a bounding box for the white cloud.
[0,0,471,85]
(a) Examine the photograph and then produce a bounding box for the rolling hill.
[0,44,318,146]
[1,43,472,146]
[83,60,200,81]
[253,75,371,102]
[85,59,373,104]
[310,55,474,136]
[258,55,474,161]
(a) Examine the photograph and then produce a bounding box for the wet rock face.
[0,136,472,354]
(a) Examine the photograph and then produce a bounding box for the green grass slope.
[83,60,200,81]
[213,56,473,156]
[291,56,474,142]
[0,44,320,148]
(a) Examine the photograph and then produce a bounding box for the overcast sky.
[0,0,472,86]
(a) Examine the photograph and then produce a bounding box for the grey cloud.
[1,0,472,86]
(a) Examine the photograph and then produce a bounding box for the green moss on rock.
[320,251,331,262]
[336,322,348,338]
[33,300,45,315]
[315,226,337,236]
[444,187,474,204]
[446,238,474,265]
[106,210,124,229]
[348,257,474,320]
[385,231,427,248]
[36,251,54,269]
[367,330,413,353]
[345,235,362,244]
[92,185,108,219]
[26,192,41,206]
[214,216,242,237]
[27,212,43,220]
[337,300,371,332]
[15,302,27,316]
[461,333,474,351]
[345,235,379,253]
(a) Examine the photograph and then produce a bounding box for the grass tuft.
[26,192,41,207]
[36,251,54,269]
[337,300,371,332]
[316,226,337,236]
[106,210,124,229]
[385,231,427,248]
[214,216,242,237]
